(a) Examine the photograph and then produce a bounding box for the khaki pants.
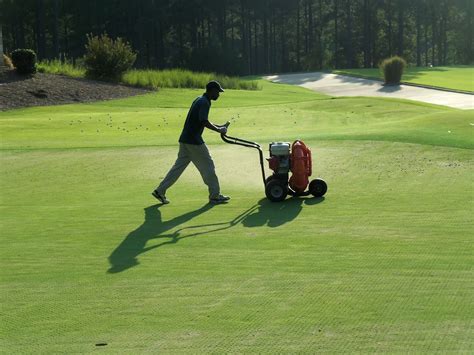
[156,143,220,199]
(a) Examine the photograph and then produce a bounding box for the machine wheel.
[309,178,327,197]
[266,174,288,185]
[265,179,288,202]
[265,175,276,185]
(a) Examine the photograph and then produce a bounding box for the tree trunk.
[371,4,378,67]
[179,21,184,66]
[63,16,69,55]
[0,24,4,67]
[424,2,430,66]
[440,1,447,65]
[318,0,323,69]
[304,0,308,54]
[437,7,443,65]
[254,16,258,73]
[247,7,252,73]
[297,0,301,69]
[263,6,269,73]
[35,0,46,59]
[467,0,473,65]
[364,0,370,67]
[397,0,404,57]
[416,1,421,66]
[17,21,26,49]
[240,0,248,74]
[347,0,353,67]
[308,0,314,53]
[271,7,276,72]
[280,12,286,71]
[223,2,227,49]
[159,21,165,68]
[231,17,234,51]
[53,0,60,59]
[152,0,165,69]
[207,16,212,44]
[431,6,436,65]
[334,0,338,69]
[387,0,392,56]
[442,5,448,65]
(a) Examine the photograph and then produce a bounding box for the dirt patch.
[0,69,152,111]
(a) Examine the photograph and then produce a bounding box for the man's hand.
[216,121,230,134]
[218,126,227,134]
[204,120,229,134]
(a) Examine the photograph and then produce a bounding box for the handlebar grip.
[220,121,231,137]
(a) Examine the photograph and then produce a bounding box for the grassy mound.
[1,80,472,352]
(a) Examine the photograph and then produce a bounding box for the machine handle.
[220,125,266,187]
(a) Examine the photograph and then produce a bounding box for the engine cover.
[268,142,290,174]
[289,140,312,193]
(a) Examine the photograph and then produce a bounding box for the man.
[152,80,230,205]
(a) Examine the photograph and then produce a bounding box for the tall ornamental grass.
[380,56,407,84]
[3,54,14,69]
[122,69,261,90]
[36,61,260,90]
[38,59,86,78]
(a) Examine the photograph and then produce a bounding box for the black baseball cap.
[206,80,225,92]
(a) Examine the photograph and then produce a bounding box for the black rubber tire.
[265,179,288,202]
[265,175,276,185]
[309,178,327,197]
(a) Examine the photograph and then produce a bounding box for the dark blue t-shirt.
[179,94,211,145]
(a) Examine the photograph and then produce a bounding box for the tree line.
[1,0,472,75]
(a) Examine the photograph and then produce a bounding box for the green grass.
[37,59,86,78]
[122,69,261,90]
[37,61,260,90]
[333,66,474,93]
[1,80,473,353]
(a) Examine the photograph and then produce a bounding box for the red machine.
[221,124,327,202]
[264,140,327,202]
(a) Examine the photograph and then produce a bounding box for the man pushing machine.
[152,81,230,205]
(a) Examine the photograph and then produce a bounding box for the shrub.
[11,49,37,75]
[380,56,406,84]
[3,54,14,69]
[83,33,136,81]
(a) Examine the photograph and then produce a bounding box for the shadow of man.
[107,203,214,273]
[108,196,325,273]
[242,196,324,228]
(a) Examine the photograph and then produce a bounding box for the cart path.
[264,72,473,110]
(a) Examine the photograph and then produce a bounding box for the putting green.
[1,81,473,353]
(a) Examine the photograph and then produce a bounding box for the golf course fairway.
[1,80,473,353]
